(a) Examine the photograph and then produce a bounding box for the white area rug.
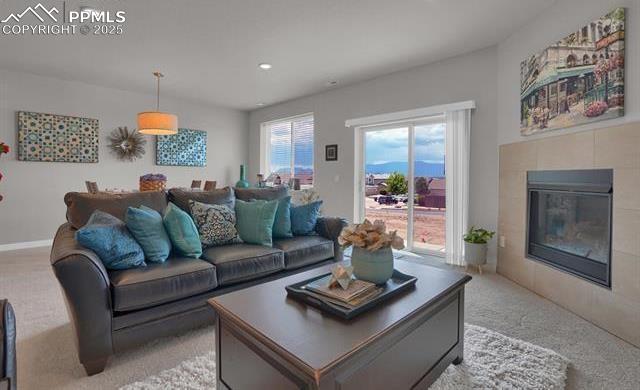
[430,324,569,389]
[121,323,569,390]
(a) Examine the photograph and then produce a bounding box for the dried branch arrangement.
[339,219,405,251]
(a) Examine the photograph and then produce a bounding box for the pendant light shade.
[137,72,178,135]
[137,112,178,135]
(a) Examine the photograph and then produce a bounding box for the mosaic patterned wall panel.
[17,111,99,163]
[156,128,207,167]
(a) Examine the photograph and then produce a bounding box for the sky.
[268,120,445,174]
[365,123,445,165]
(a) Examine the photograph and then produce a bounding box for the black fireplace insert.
[526,169,612,287]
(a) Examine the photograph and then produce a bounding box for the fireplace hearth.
[527,169,613,287]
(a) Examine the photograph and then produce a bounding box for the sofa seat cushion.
[201,244,284,286]
[109,257,217,312]
[273,236,334,269]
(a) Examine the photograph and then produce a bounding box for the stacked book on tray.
[302,275,384,309]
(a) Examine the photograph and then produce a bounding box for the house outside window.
[261,114,314,188]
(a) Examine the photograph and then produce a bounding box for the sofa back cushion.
[234,186,288,201]
[65,191,168,229]
[168,187,234,213]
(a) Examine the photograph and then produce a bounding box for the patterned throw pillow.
[189,200,241,247]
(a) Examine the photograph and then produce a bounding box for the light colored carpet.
[1,246,639,389]
[121,352,216,390]
[121,323,569,389]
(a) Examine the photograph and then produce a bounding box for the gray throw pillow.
[189,200,241,247]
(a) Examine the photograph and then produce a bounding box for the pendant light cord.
[153,71,164,111]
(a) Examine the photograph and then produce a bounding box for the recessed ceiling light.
[258,63,272,70]
[257,103,265,106]
[328,80,338,86]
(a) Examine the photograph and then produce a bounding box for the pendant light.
[137,71,178,135]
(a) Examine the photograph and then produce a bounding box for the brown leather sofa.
[0,300,16,390]
[50,187,346,375]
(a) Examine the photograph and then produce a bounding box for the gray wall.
[497,0,640,145]
[0,69,248,245]
[249,46,499,263]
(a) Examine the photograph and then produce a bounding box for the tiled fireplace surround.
[498,122,640,348]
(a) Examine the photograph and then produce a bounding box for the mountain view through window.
[266,115,314,187]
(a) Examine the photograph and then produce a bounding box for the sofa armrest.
[315,217,347,261]
[50,223,113,371]
[0,300,16,390]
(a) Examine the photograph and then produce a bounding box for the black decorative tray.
[285,270,417,320]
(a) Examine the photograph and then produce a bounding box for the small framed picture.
[325,144,338,161]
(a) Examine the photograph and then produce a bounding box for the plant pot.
[464,241,488,265]
[351,246,394,285]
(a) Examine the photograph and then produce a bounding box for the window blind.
[265,115,314,187]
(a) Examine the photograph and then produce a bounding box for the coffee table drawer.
[337,296,460,389]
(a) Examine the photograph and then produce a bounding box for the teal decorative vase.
[351,246,394,285]
[235,164,250,188]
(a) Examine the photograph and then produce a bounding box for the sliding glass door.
[361,118,446,256]
[412,122,446,254]
[364,126,410,245]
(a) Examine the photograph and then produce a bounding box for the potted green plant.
[463,226,495,274]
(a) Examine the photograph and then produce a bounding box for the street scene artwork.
[520,8,625,136]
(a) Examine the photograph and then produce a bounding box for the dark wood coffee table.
[208,260,471,389]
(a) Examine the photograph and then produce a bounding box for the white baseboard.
[0,239,53,252]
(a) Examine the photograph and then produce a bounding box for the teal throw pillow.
[76,210,146,270]
[163,202,202,258]
[272,196,293,238]
[125,206,172,263]
[291,200,323,235]
[235,199,278,246]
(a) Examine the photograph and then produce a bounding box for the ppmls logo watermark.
[1,2,126,36]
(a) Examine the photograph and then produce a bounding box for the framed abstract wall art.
[156,128,207,167]
[325,144,338,161]
[520,8,625,136]
[17,111,99,162]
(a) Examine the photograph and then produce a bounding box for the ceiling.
[0,0,557,110]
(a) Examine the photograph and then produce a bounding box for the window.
[261,114,314,188]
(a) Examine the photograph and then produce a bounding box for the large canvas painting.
[17,111,99,162]
[156,128,207,167]
[520,8,625,136]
